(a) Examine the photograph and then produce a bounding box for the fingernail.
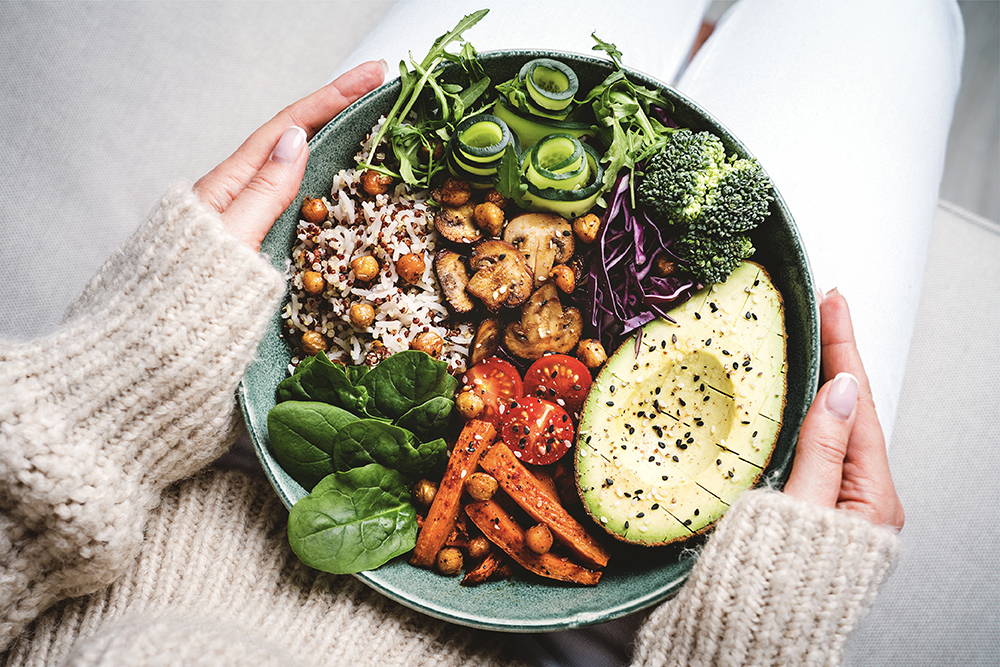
[826,287,840,298]
[378,59,389,77]
[826,372,858,419]
[271,126,306,163]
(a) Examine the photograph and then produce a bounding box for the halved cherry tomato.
[501,397,574,465]
[461,357,523,425]
[522,354,593,417]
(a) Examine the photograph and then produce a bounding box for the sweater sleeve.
[0,186,285,648]
[631,489,900,666]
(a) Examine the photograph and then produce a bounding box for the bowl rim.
[238,47,820,633]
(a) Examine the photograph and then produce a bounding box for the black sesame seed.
[694,509,700,516]
[648,455,655,462]
[636,512,645,518]
[684,519,692,526]
[705,338,712,346]
[671,334,678,344]
[606,400,615,406]
[672,455,680,462]
[661,475,669,481]
[651,503,660,510]
[694,312,702,320]
[624,521,629,529]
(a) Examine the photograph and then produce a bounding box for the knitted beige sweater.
[0,187,900,666]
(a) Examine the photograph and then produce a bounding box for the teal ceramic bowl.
[239,49,820,632]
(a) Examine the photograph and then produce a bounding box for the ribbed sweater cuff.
[0,186,284,648]
[631,490,900,667]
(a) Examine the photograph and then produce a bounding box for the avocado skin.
[575,262,787,546]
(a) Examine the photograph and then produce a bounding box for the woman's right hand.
[194,60,387,250]
[783,289,905,530]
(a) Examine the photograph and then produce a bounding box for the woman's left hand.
[194,60,386,250]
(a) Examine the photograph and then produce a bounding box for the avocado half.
[575,261,787,546]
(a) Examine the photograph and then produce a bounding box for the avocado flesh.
[576,262,787,545]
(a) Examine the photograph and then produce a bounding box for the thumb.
[783,372,860,508]
[221,125,308,249]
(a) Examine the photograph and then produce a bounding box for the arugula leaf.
[358,350,458,420]
[360,9,490,187]
[332,419,448,481]
[583,34,676,191]
[287,464,417,574]
[276,351,370,416]
[591,32,624,66]
[267,401,360,489]
[495,144,532,209]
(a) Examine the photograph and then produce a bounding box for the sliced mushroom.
[502,213,575,287]
[470,318,500,366]
[434,203,481,244]
[433,250,474,314]
[504,283,583,359]
[465,240,533,311]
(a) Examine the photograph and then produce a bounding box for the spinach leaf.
[287,464,417,574]
[276,351,370,416]
[267,401,359,489]
[395,396,454,441]
[333,419,448,481]
[358,350,457,420]
[345,364,369,385]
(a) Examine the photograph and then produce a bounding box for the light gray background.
[1,2,997,665]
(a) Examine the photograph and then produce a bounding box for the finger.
[783,372,860,507]
[195,60,386,213]
[220,126,307,250]
[820,291,889,469]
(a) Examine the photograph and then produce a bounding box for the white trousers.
[340,2,963,663]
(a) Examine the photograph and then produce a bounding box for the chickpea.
[455,390,485,419]
[418,140,445,160]
[483,188,509,210]
[576,338,608,369]
[654,256,677,277]
[300,197,329,223]
[350,255,380,282]
[360,169,394,196]
[473,202,505,237]
[413,479,437,507]
[572,213,601,244]
[467,536,490,560]
[550,264,575,294]
[301,330,328,356]
[396,252,426,285]
[434,177,472,207]
[436,547,464,576]
[525,524,553,554]
[410,331,444,358]
[301,270,325,294]
[466,472,498,501]
[349,302,376,329]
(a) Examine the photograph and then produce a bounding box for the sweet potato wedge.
[411,420,497,568]
[480,443,611,569]
[461,551,502,586]
[465,500,602,586]
[530,467,560,502]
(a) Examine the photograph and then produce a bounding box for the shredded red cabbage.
[578,171,700,349]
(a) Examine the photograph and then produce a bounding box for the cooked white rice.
[282,118,473,371]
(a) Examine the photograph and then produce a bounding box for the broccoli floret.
[690,157,773,237]
[637,129,726,224]
[674,233,754,284]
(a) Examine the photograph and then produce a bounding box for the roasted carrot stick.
[465,500,602,586]
[411,420,497,568]
[461,551,502,586]
[480,443,610,569]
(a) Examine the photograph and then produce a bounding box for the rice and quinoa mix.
[282,120,473,372]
